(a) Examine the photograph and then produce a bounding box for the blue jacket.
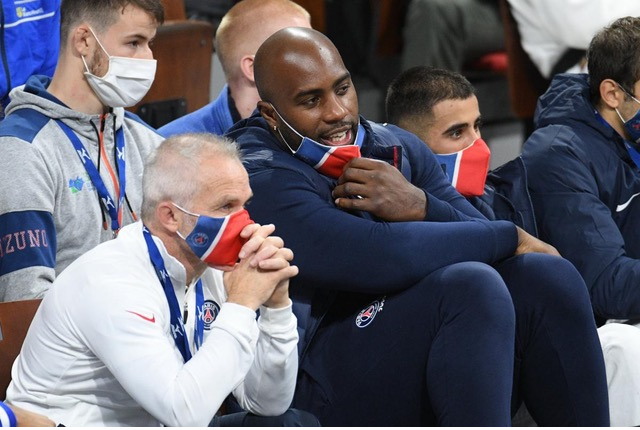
[522,73,640,320]
[228,115,519,356]
[0,0,60,111]
[473,156,538,237]
[158,85,234,137]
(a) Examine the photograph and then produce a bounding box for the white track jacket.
[5,222,299,426]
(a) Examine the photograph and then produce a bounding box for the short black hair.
[385,66,476,126]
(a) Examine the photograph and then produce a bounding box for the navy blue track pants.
[293,253,609,426]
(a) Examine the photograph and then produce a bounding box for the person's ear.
[240,54,255,83]
[72,25,93,58]
[600,79,625,110]
[257,100,278,130]
[156,201,180,233]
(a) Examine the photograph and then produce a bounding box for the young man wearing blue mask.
[227,27,610,426]
[6,133,318,427]
[386,65,640,427]
[385,66,537,235]
[0,0,167,301]
[520,16,640,427]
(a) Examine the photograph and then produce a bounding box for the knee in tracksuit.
[499,253,593,320]
[427,261,515,327]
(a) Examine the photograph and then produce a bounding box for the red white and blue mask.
[614,82,640,144]
[434,138,491,197]
[270,104,364,178]
[173,203,254,267]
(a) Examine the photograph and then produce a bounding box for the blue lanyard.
[57,119,126,235]
[0,402,17,427]
[142,225,204,362]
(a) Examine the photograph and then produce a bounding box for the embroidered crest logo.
[355,296,386,328]
[192,232,209,247]
[201,300,220,330]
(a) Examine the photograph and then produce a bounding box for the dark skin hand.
[332,157,427,221]
[333,159,561,258]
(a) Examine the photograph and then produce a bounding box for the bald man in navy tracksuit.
[227,27,610,426]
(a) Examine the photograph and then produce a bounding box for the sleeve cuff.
[258,300,297,335]
[489,220,519,260]
[423,191,449,221]
[215,302,260,339]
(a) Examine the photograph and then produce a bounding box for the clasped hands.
[224,223,297,311]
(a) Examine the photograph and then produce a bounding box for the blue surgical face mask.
[614,83,640,144]
[269,104,364,178]
[173,203,254,267]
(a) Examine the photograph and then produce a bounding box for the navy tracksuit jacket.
[227,114,609,426]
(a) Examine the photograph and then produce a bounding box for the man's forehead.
[431,97,480,127]
[271,51,343,95]
[281,43,337,72]
[258,29,345,98]
[200,159,249,195]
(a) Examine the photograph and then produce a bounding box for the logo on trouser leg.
[355,296,386,328]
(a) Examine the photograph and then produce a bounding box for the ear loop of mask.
[268,102,362,154]
[269,103,304,154]
[614,82,640,123]
[81,27,110,75]
[172,202,198,240]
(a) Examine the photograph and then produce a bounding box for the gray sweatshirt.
[0,75,164,301]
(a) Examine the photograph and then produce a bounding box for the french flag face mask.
[434,138,491,197]
[173,203,254,267]
[613,81,640,144]
[270,104,364,178]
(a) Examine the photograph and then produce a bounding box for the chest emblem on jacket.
[355,297,386,328]
[68,173,95,194]
[201,300,220,330]
[68,176,85,193]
